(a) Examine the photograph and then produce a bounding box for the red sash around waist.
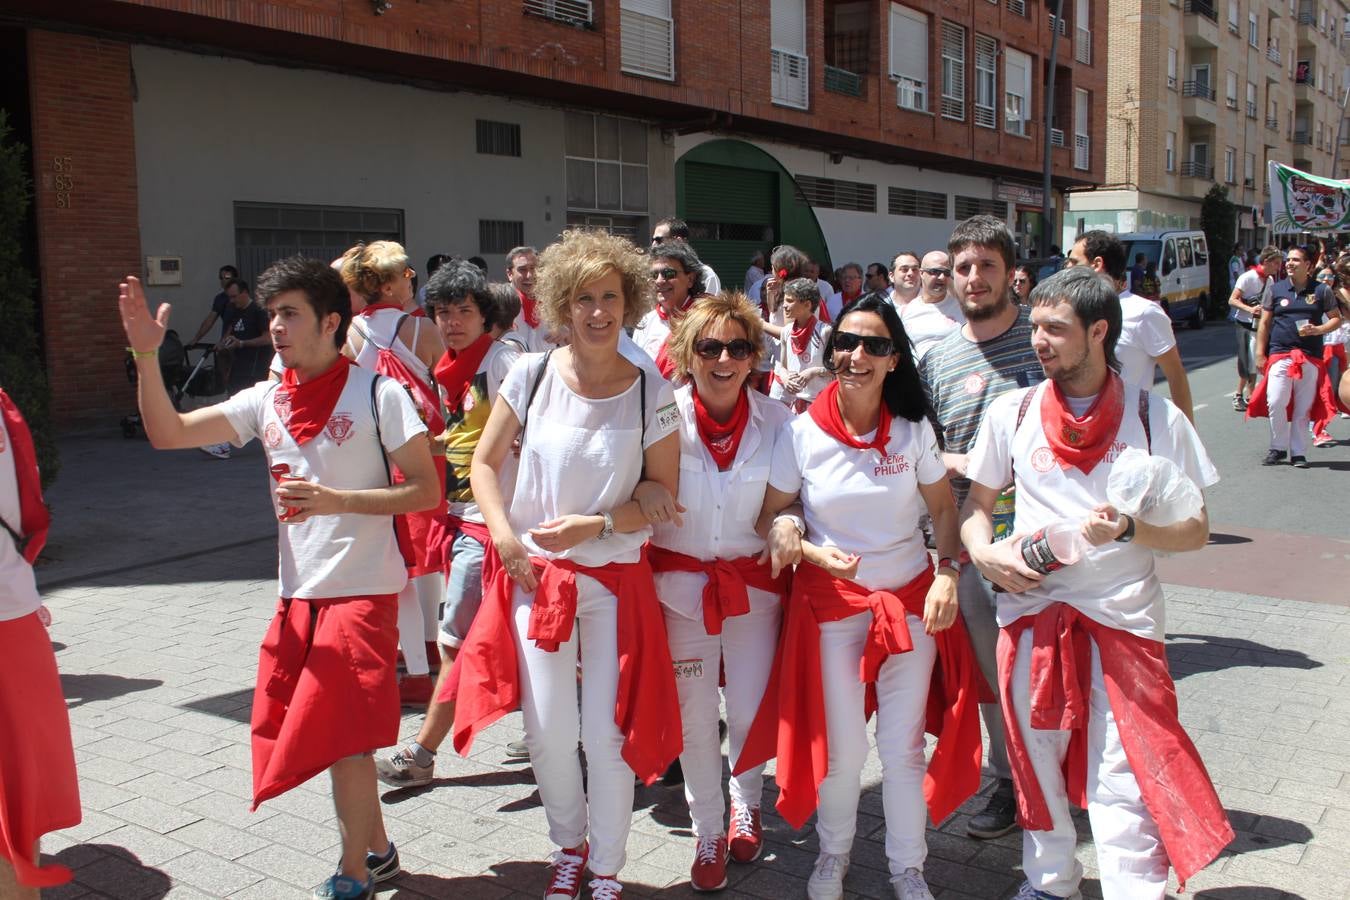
[648,545,786,635]
[1246,348,1330,422]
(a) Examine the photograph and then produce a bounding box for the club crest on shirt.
[1280,297,1290,307]
[1061,424,1085,446]
[1306,295,1317,305]
[325,413,355,445]
[963,372,986,395]
[1031,447,1056,472]
[273,390,293,422]
[264,422,283,448]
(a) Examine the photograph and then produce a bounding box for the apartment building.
[1068,0,1350,248]
[1,0,1104,425]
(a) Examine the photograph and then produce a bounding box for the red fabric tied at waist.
[648,546,786,635]
[446,515,492,546]
[445,544,683,785]
[251,594,399,810]
[735,561,988,829]
[1245,349,1330,422]
[998,604,1234,889]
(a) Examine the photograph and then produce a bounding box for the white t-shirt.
[1116,290,1176,389]
[631,309,673,364]
[901,296,966,362]
[501,352,678,567]
[220,365,427,599]
[0,413,40,621]
[701,264,723,296]
[745,265,765,292]
[769,319,831,404]
[770,411,946,591]
[349,308,432,387]
[1231,269,1270,326]
[965,381,1219,641]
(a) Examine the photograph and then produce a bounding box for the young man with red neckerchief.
[960,266,1231,900]
[118,258,439,900]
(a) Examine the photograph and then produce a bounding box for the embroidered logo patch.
[656,402,680,433]
[964,372,986,395]
[325,413,355,445]
[264,422,283,448]
[1031,447,1056,472]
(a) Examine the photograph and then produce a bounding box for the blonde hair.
[667,292,766,381]
[340,240,409,304]
[535,229,653,330]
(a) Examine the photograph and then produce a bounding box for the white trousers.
[1011,629,1168,900]
[816,611,935,875]
[1266,358,1318,455]
[660,583,780,837]
[395,572,442,675]
[512,578,633,876]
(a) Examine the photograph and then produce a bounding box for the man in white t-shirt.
[502,245,556,352]
[118,258,439,900]
[1064,231,1194,422]
[887,250,922,308]
[959,266,1230,900]
[864,261,890,294]
[826,262,864,320]
[1228,247,1281,411]
[900,250,965,362]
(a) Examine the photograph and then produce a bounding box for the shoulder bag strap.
[518,349,553,450]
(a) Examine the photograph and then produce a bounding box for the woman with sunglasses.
[449,229,683,900]
[637,293,794,891]
[340,240,448,706]
[1010,265,1036,305]
[744,294,984,900]
[632,242,707,379]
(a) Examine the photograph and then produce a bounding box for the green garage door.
[681,162,778,291]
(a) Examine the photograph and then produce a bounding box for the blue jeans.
[438,530,486,649]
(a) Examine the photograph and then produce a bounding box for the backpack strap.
[638,365,648,479]
[518,349,553,449]
[1014,385,1036,431]
[370,374,392,485]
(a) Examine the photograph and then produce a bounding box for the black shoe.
[1291,455,1310,469]
[661,757,685,787]
[366,842,400,883]
[966,779,1018,839]
[1262,449,1287,466]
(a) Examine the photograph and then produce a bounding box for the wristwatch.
[937,556,960,573]
[597,511,615,541]
[1114,514,1136,543]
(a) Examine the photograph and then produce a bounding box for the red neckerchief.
[654,295,694,323]
[807,380,892,454]
[653,340,677,379]
[433,334,493,414]
[692,387,750,470]
[273,356,353,445]
[0,389,50,563]
[357,302,404,317]
[519,289,539,329]
[1039,371,1125,475]
[790,316,818,357]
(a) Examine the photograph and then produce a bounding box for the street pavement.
[29,325,1350,900]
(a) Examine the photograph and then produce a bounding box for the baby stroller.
[119,330,222,437]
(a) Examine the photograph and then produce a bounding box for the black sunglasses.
[650,267,681,281]
[694,338,756,360]
[650,235,667,245]
[832,331,895,356]
[922,267,952,278]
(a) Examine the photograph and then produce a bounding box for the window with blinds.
[954,196,1008,219]
[795,175,878,212]
[479,220,525,254]
[889,3,928,112]
[1004,47,1031,136]
[940,21,966,120]
[475,120,522,157]
[772,0,810,108]
[620,0,675,81]
[974,34,997,128]
[888,186,948,218]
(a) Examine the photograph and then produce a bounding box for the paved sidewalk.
[33,435,1350,899]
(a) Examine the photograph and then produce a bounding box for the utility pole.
[1041,0,1066,257]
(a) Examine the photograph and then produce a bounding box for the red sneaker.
[544,843,588,900]
[727,804,762,863]
[690,834,728,891]
[398,674,434,707]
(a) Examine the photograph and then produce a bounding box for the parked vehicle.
[1118,230,1210,328]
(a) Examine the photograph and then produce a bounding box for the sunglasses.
[650,235,667,245]
[651,267,682,281]
[922,267,952,278]
[832,331,896,356]
[694,338,756,360]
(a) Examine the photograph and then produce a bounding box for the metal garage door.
[682,163,778,291]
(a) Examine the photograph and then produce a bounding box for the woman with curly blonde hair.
[448,229,684,900]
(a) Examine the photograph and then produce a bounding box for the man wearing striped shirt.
[918,215,1045,842]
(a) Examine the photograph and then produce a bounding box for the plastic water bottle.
[1017,519,1090,575]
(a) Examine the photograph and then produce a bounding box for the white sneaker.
[198,442,230,459]
[890,867,934,900]
[806,851,849,900]
[588,876,623,900]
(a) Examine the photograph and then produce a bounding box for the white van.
[1117,230,1210,328]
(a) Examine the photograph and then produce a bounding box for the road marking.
[1193,403,1208,411]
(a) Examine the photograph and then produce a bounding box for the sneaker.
[198,442,231,459]
[690,834,728,892]
[311,874,373,900]
[366,842,401,883]
[1233,395,1247,411]
[727,803,762,863]
[588,876,623,900]
[1291,455,1310,468]
[1011,881,1083,900]
[1262,449,1288,466]
[376,746,433,789]
[1313,432,1335,447]
[967,778,1018,839]
[544,844,588,900]
[806,851,849,900]
[506,739,531,759]
[890,867,935,900]
[398,674,434,706]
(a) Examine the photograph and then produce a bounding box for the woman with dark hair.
[632,241,708,378]
[1010,265,1036,305]
[742,293,985,900]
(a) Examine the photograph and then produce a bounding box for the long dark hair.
[824,292,928,423]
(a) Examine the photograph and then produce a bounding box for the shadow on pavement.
[1196,888,1303,899]
[1166,634,1322,679]
[380,768,538,805]
[1207,532,1253,545]
[179,687,253,723]
[60,673,162,709]
[386,859,584,898]
[50,843,171,899]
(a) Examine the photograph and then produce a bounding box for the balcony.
[1267,45,1282,65]
[1074,133,1090,170]
[1184,0,1220,46]
[1294,68,1316,103]
[1181,81,1218,123]
[1294,129,1312,144]
[1266,115,1279,130]
[824,65,863,97]
[771,48,810,110]
[522,0,594,28]
[1180,161,1214,178]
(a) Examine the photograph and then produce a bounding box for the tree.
[1200,183,1238,320]
[0,109,59,487]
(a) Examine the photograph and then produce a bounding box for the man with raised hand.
[118,257,439,900]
